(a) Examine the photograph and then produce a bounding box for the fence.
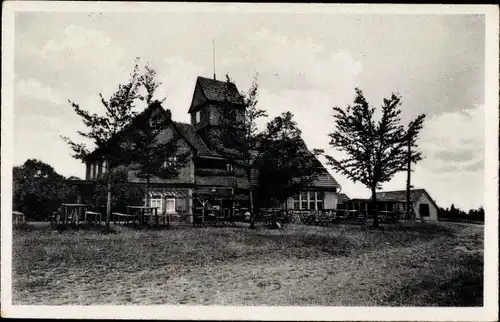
[256,209,404,227]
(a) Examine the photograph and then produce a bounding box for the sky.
[12,9,486,210]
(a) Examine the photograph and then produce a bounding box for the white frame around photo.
[1,2,498,321]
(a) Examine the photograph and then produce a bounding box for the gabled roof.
[301,140,341,189]
[268,138,341,189]
[338,193,350,202]
[376,189,425,202]
[375,188,439,210]
[84,101,169,161]
[311,172,341,189]
[188,76,244,113]
[172,122,221,158]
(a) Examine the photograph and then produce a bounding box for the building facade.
[343,189,439,222]
[80,76,341,221]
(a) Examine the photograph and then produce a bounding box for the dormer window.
[163,156,178,169]
[195,111,201,124]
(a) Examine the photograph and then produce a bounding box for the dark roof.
[311,171,341,189]
[197,76,244,105]
[376,189,439,209]
[84,101,168,161]
[376,189,425,202]
[300,139,341,189]
[348,189,438,209]
[338,193,350,202]
[172,122,220,158]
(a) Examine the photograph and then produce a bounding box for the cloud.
[225,30,367,200]
[381,104,485,210]
[15,78,64,105]
[320,104,485,210]
[18,24,131,101]
[221,29,362,100]
[418,104,484,173]
[155,56,207,123]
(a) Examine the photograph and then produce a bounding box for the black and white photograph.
[1,2,498,321]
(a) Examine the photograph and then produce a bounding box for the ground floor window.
[166,198,176,214]
[292,191,324,210]
[150,197,163,212]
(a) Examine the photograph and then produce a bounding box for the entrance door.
[419,204,430,218]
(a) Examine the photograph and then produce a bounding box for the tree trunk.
[145,177,150,208]
[106,176,112,232]
[406,137,412,221]
[249,183,256,229]
[371,186,379,228]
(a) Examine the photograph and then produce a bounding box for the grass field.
[11,222,483,306]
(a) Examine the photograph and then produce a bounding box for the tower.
[188,76,245,150]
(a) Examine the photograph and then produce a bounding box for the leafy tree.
[256,111,324,211]
[138,62,166,105]
[62,59,142,231]
[439,204,484,222]
[450,203,458,217]
[92,168,145,213]
[121,102,189,210]
[217,74,266,228]
[13,159,77,221]
[326,88,426,227]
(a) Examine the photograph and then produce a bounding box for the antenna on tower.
[213,38,216,80]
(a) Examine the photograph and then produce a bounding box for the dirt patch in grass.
[11,222,483,306]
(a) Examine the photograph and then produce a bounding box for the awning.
[148,188,189,198]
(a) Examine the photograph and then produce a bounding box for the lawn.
[11,221,483,306]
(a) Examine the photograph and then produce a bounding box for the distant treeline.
[438,204,484,223]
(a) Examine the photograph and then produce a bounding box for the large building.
[80,76,341,221]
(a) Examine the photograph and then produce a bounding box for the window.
[89,163,98,179]
[293,191,324,210]
[150,198,163,212]
[102,160,107,173]
[300,192,308,210]
[166,198,176,214]
[226,164,233,172]
[309,198,316,211]
[89,163,94,179]
[293,193,300,210]
[163,156,177,169]
[195,111,201,123]
[315,192,324,210]
[419,204,430,217]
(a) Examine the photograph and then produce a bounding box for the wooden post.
[64,206,68,230]
[220,199,223,220]
[406,136,412,220]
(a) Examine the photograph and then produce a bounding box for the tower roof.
[188,76,244,113]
